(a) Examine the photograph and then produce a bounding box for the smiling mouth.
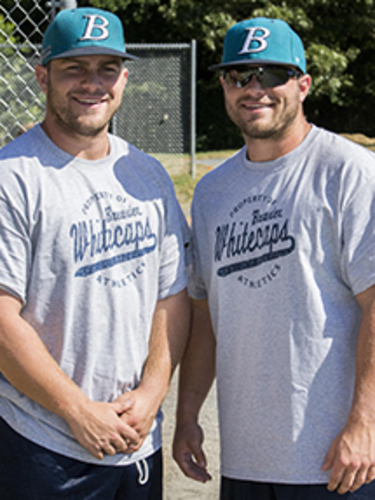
[74,97,106,105]
[242,102,273,110]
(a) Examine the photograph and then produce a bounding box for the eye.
[65,64,82,72]
[224,72,240,87]
[102,65,121,75]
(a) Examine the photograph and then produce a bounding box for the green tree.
[86,0,375,147]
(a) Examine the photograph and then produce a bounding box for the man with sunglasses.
[173,17,375,500]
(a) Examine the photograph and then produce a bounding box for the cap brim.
[208,60,303,72]
[47,46,139,64]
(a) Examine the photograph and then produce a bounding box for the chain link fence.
[115,43,196,177]
[0,1,49,144]
[0,1,196,176]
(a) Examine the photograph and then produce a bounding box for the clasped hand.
[67,388,158,460]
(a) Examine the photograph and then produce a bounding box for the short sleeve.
[187,191,208,300]
[157,179,189,300]
[0,198,32,302]
[340,170,375,296]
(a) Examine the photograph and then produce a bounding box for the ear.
[122,67,129,89]
[298,73,312,103]
[35,64,48,94]
[219,75,226,90]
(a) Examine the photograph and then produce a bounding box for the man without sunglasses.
[173,17,375,500]
[0,7,190,499]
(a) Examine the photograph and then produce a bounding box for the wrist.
[176,398,201,427]
[348,402,375,426]
[136,380,168,408]
[56,392,91,425]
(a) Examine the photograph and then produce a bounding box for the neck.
[41,119,111,161]
[244,117,311,163]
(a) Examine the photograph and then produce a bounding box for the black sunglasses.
[223,65,302,89]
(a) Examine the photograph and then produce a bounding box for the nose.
[242,75,265,95]
[244,74,262,88]
[80,70,103,90]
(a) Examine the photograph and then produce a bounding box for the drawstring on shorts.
[135,459,149,485]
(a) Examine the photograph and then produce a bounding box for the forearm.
[322,284,375,493]
[118,288,190,441]
[172,298,215,482]
[139,288,191,405]
[176,298,216,426]
[348,286,375,421]
[0,291,89,422]
[0,290,140,458]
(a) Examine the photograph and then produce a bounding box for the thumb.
[112,393,135,415]
[192,446,212,480]
[191,442,207,469]
[321,444,336,471]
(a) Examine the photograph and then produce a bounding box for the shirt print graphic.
[214,193,295,288]
[69,190,157,279]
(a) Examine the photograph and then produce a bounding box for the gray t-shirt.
[0,124,188,465]
[190,126,375,483]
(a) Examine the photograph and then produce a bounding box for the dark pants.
[0,417,162,500]
[221,476,375,500]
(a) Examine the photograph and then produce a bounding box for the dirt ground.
[162,373,221,500]
[158,155,225,499]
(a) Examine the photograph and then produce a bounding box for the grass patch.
[195,150,237,159]
[170,161,216,216]
[152,150,237,216]
[341,133,375,150]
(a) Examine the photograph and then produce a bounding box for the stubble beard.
[53,111,109,138]
[226,94,300,142]
[47,88,119,139]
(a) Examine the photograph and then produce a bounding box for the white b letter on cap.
[237,27,270,55]
[79,15,109,41]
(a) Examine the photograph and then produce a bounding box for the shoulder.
[0,125,50,185]
[312,126,375,166]
[0,125,43,161]
[110,134,169,171]
[0,125,52,193]
[305,126,375,189]
[195,148,245,189]
[303,127,375,212]
[109,134,176,195]
[193,148,245,202]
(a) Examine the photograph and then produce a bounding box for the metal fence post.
[61,0,78,9]
[46,0,77,18]
[190,39,197,179]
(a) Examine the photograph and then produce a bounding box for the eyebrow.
[58,57,123,66]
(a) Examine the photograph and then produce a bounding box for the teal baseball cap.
[41,7,138,66]
[209,17,306,73]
